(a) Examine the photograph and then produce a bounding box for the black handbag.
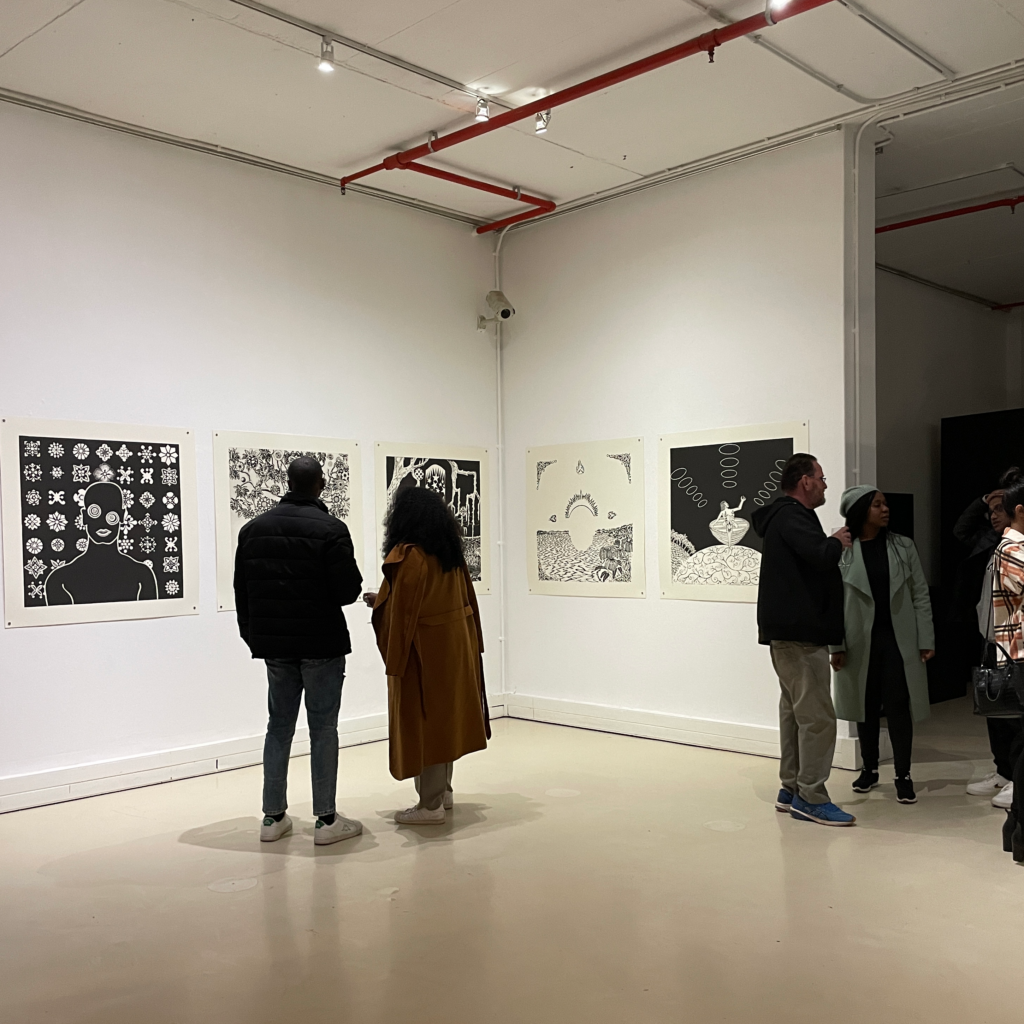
[973,642,1024,718]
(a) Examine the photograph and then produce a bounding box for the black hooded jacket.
[752,495,844,646]
[233,493,363,659]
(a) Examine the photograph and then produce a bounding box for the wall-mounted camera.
[477,290,516,330]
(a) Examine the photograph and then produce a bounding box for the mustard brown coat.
[371,543,488,780]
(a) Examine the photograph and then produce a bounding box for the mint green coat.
[830,534,935,723]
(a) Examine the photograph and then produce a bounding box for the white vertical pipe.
[492,226,512,699]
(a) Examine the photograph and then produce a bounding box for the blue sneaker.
[775,788,794,812]
[789,795,856,826]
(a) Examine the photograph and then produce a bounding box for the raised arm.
[776,510,843,572]
[953,497,991,546]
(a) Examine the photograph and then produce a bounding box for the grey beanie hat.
[839,484,879,518]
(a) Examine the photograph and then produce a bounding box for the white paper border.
[212,430,364,612]
[526,436,646,598]
[374,442,491,594]
[1,416,199,627]
[658,420,809,603]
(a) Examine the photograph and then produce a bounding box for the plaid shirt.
[993,528,1024,662]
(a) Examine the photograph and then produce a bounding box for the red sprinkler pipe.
[876,193,1024,234]
[340,0,837,233]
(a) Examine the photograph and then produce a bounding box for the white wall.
[0,103,496,792]
[875,271,1019,582]
[499,133,849,740]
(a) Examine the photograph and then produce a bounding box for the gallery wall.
[499,132,850,749]
[0,103,496,794]
[875,271,1021,582]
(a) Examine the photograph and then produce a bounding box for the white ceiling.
[1,0,1023,304]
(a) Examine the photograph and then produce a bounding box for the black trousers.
[859,632,914,777]
[988,717,1023,780]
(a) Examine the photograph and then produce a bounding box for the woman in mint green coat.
[830,486,935,805]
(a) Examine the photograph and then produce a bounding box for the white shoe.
[395,804,446,824]
[966,771,1011,796]
[260,813,293,842]
[314,815,363,845]
[992,782,1014,809]
[443,790,453,811]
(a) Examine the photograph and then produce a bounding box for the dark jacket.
[233,493,363,659]
[952,497,1001,624]
[752,495,844,646]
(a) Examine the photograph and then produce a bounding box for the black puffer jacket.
[752,495,844,646]
[234,493,363,659]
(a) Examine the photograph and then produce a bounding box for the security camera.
[477,290,516,330]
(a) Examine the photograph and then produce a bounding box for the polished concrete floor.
[1,701,1021,1024]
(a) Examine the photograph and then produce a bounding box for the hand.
[831,526,852,549]
[920,649,935,663]
[362,591,378,609]
[830,652,846,671]
[985,491,1005,511]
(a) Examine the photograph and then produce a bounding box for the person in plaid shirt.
[991,478,1024,862]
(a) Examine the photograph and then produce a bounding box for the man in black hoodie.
[752,453,853,826]
[234,456,364,846]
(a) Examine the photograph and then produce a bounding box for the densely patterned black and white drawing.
[376,443,490,593]
[212,431,362,611]
[385,455,482,580]
[526,437,645,598]
[1,418,198,627]
[659,422,807,602]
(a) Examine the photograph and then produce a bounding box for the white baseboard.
[505,693,886,772]
[0,712,389,814]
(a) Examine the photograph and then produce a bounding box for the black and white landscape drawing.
[1,418,197,626]
[527,438,645,598]
[660,423,806,601]
[212,431,362,611]
[385,454,483,581]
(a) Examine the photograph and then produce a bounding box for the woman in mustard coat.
[370,486,488,824]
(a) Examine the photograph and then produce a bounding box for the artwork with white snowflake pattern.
[213,431,363,611]
[658,421,808,603]
[526,437,645,598]
[375,442,489,593]
[1,420,195,625]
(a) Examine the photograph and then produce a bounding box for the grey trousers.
[770,641,836,805]
[415,762,453,811]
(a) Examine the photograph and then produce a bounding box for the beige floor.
[1,700,1020,1024]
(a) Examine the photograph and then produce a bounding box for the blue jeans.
[263,656,345,818]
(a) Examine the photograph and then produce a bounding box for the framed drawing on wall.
[212,430,363,612]
[658,420,808,603]
[526,437,645,598]
[374,442,490,593]
[1,416,199,627]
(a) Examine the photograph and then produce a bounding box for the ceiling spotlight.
[318,37,335,73]
[475,97,490,122]
[535,110,551,134]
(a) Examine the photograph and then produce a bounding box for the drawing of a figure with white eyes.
[45,481,158,604]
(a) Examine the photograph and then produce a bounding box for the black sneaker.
[895,776,917,804]
[852,769,879,793]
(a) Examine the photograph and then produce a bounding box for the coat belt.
[418,606,473,627]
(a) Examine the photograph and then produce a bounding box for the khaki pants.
[414,762,453,811]
[770,641,836,805]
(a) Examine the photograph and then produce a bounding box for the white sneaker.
[992,782,1014,809]
[395,804,446,824]
[966,771,1011,796]
[260,813,293,842]
[443,790,453,811]
[314,815,363,845]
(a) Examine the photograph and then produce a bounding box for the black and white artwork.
[526,437,645,598]
[1,418,198,627]
[375,443,489,593]
[659,421,807,602]
[212,431,363,611]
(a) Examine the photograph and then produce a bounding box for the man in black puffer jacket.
[752,453,853,827]
[234,456,363,846]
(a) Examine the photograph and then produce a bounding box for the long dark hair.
[382,486,466,573]
[845,490,912,575]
